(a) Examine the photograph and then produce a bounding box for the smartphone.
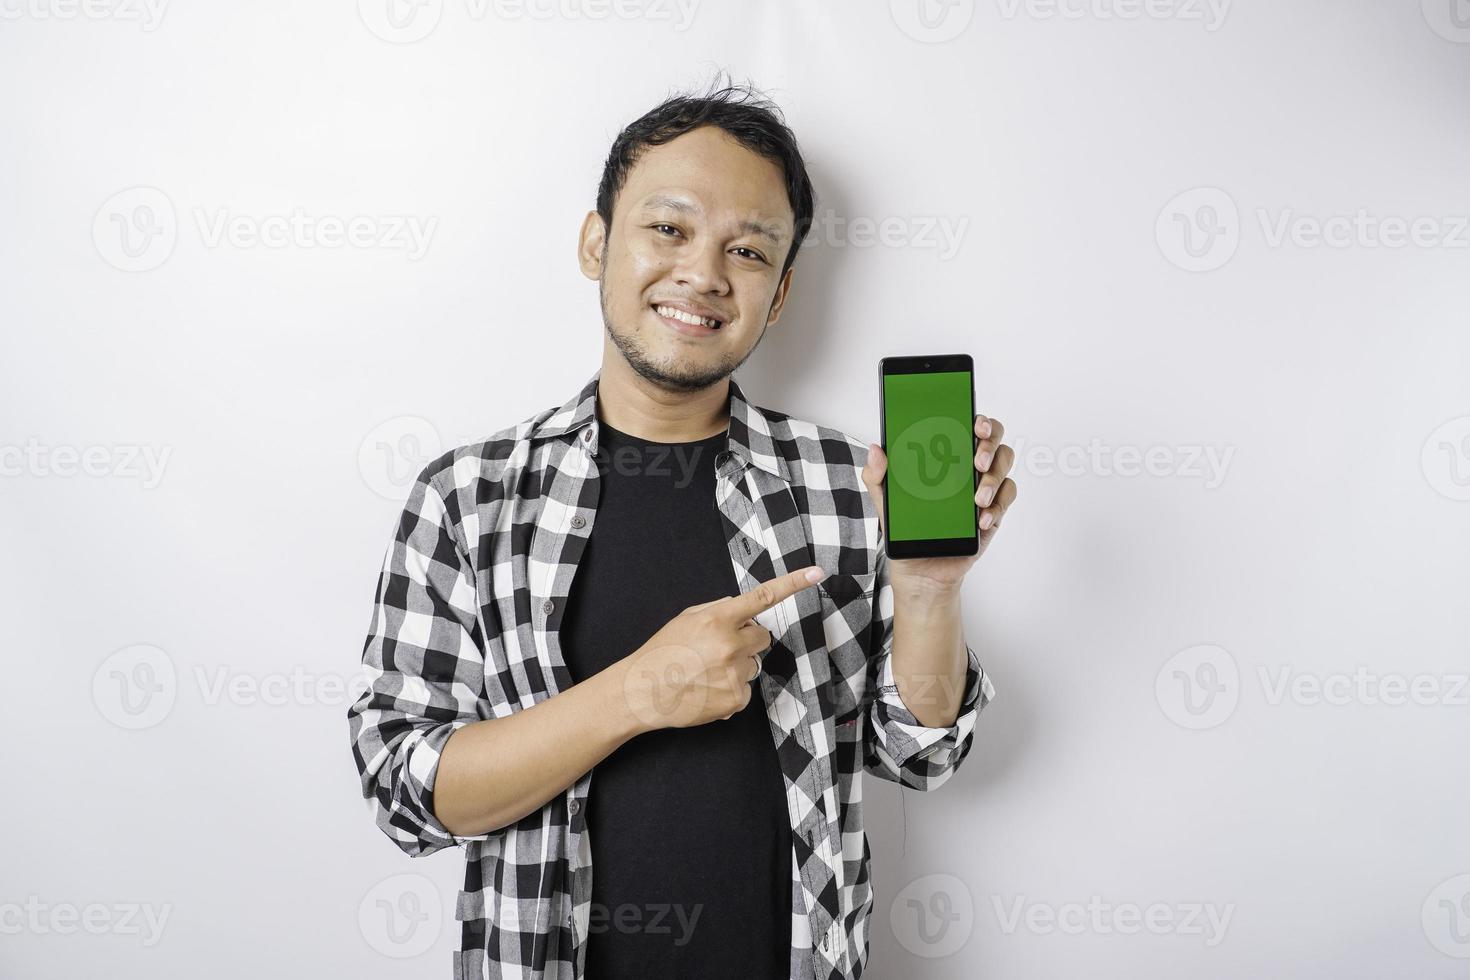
[878,354,979,559]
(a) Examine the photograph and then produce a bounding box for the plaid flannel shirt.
[347,367,995,980]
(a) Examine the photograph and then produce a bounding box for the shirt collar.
[529,366,791,484]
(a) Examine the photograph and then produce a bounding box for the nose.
[672,237,730,296]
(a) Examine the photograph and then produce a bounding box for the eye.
[731,246,768,264]
[650,223,682,238]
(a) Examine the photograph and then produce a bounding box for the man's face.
[579,124,796,393]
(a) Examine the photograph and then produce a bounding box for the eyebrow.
[639,194,787,246]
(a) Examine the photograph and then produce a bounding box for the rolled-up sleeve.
[347,459,496,857]
[863,542,996,791]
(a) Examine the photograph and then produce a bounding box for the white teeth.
[656,305,719,329]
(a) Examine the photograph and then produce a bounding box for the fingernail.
[978,452,992,471]
[806,567,826,583]
[980,511,994,530]
[978,486,994,507]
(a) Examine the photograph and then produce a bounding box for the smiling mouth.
[652,304,724,332]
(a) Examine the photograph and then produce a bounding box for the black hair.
[595,72,816,280]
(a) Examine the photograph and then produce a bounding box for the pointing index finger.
[724,565,827,621]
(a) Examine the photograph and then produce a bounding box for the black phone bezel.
[878,353,979,560]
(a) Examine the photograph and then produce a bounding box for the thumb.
[862,442,887,483]
[862,443,888,538]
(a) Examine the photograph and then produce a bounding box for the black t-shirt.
[559,418,792,980]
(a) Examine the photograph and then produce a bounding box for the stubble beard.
[598,249,768,394]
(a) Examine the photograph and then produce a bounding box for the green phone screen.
[883,370,975,541]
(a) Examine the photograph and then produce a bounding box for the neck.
[596,350,731,443]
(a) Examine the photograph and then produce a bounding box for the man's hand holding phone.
[621,565,828,731]
[862,413,1017,591]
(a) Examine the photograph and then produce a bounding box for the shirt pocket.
[817,567,878,725]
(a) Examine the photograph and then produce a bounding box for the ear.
[764,264,795,327]
[578,211,607,281]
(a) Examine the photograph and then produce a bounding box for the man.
[347,77,1017,980]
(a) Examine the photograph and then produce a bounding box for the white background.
[3,1,1469,977]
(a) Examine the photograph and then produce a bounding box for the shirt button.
[820,935,829,951]
[582,429,592,442]
[570,515,585,529]
[542,598,555,615]
[568,799,580,815]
